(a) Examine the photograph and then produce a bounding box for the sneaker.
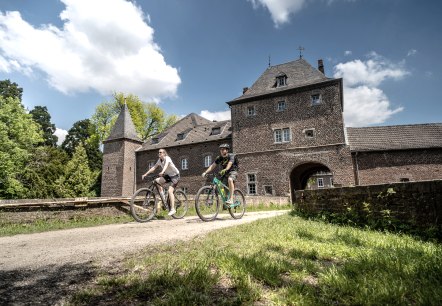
[168,209,176,216]
[225,199,233,205]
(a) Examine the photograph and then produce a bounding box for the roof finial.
[268,55,271,67]
[298,46,305,59]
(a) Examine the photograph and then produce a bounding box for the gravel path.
[0,210,288,305]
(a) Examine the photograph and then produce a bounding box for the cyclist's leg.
[155,177,166,211]
[167,175,180,214]
[226,171,237,204]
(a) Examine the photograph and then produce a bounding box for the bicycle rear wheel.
[130,188,157,222]
[195,186,219,222]
[229,189,246,219]
[171,190,188,219]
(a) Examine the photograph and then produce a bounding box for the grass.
[69,212,442,305]
[0,203,291,237]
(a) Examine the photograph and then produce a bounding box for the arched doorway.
[290,162,332,202]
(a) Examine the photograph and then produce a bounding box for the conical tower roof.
[103,104,143,143]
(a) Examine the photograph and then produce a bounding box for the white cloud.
[0,0,180,101]
[334,53,408,127]
[199,110,231,122]
[344,50,352,56]
[54,128,68,145]
[407,49,417,57]
[248,0,306,27]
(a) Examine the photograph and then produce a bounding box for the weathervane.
[298,46,305,59]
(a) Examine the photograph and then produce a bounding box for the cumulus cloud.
[344,50,352,56]
[334,53,408,127]
[248,0,306,27]
[199,110,231,122]
[0,0,180,101]
[407,49,417,57]
[54,128,68,145]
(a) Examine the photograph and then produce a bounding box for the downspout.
[354,152,360,186]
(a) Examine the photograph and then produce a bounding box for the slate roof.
[103,104,142,143]
[228,58,333,104]
[346,123,442,152]
[137,113,232,152]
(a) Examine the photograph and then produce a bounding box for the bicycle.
[130,176,189,222]
[195,173,246,221]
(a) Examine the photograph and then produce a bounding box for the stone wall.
[294,180,442,228]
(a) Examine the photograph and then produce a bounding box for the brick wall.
[101,139,142,197]
[354,149,442,185]
[294,180,442,229]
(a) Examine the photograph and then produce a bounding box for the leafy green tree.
[91,92,178,143]
[22,146,69,198]
[30,106,58,147]
[55,144,99,197]
[0,96,43,199]
[0,79,23,101]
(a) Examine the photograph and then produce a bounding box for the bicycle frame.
[146,179,170,210]
[212,176,240,208]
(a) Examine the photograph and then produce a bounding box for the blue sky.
[1,0,441,143]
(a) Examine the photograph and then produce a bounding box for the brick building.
[101,57,442,200]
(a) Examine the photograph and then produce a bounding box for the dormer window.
[176,133,185,140]
[276,75,287,87]
[151,137,159,144]
[211,127,221,135]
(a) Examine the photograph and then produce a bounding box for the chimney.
[318,59,324,74]
[242,87,249,94]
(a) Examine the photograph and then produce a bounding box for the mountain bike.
[195,173,246,221]
[130,176,188,222]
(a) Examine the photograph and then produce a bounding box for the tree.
[30,106,58,147]
[61,119,94,156]
[55,144,99,197]
[0,96,43,199]
[91,92,178,143]
[0,79,23,101]
[22,146,69,198]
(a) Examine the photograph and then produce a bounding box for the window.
[176,133,185,140]
[204,155,212,168]
[276,75,287,87]
[311,94,321,105]
[181,158,188,170]
[304,129,315,138]
[148,161,155,169]
[181,187,188,194]
[211,127,221,135]
[247,106,256,116]
[264,185,273,195]
[151,137,159,144]
[317,178,324,188]
[247,174,257,195]
[277,101,286,112]
[274,128,291,143]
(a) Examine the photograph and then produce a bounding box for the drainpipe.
[354,152,360,186]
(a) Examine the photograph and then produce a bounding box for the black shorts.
[163,174,180,188]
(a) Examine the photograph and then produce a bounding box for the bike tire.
[171,190,189,219]
[195,186,219,222]
[130,188,157,222]
[228,189,246,219]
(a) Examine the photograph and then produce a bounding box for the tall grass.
[70,213,442,305]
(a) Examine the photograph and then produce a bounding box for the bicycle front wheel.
[171,190,188,219]
[130,188,157,222]
[229,189,246,219]
[195,186,219,222]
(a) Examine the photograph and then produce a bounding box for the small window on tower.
[304,129,315,138]
[311,94,321,105]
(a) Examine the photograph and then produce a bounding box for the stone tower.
[101,104,143,197]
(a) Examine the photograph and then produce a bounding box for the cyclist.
[202,143,238,205]
[142,149,180,216]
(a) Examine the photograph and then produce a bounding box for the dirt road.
[0,211,288,305]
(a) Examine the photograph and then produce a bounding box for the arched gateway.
[290,162,333,201]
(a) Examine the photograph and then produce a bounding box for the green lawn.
[70,212,442,305]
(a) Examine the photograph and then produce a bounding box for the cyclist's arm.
[224,161,233,171]
[143,165,157,177]
[203,162,217,175]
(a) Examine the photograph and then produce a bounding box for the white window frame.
[247,106,256,117]
[274,128,291,143]
[263,185,273,195]
[277,100,286,112]
[317,178,324,188]
[181,158,188,170]
[311,94,321,106]
[247,173,257,195]
[276,76,287,87]
[204,155,212,168]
